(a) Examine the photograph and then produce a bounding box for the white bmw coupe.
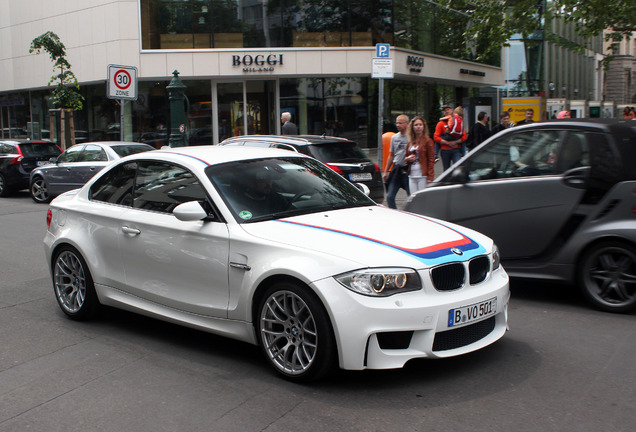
[44,145,510,381]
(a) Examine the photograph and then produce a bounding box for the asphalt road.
[1,193,635,432]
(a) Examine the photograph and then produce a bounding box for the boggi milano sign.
[232,54,284,73]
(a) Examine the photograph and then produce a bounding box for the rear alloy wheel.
[30,177,50,203]
[257,282,336,382]
[579,241,636,313]
[0,173,9,197]
[53,246,99,320]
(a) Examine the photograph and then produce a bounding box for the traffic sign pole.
[373,45,392,169]
[107,65,138,141]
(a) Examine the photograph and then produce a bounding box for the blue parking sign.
[376,44,390,58]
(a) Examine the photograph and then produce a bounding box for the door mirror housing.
[354,182,371,196]
[173,201,209,221]
[445,165,469,184]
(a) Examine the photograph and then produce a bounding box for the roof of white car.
[151,145,307,167]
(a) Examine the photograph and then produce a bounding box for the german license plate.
[448,297,497,328]
[349,173,372,181]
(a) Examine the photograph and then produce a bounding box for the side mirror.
[173,201,209,221]
[446,165,468,184]
[354,182,371,196]
[50,156,58,163]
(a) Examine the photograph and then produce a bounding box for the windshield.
[18,142,61,157]
[206,156,375,223]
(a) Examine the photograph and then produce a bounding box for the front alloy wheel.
[579,241,636,313]
[258,283,336,382]
[30,177,50,203]
[53,247,99,319]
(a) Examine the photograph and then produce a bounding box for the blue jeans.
[440,148,463,171]
[386,167,410,209]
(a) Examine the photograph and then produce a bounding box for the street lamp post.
[167,70,189,147]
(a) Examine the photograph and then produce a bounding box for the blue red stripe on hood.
[277,218,486,266]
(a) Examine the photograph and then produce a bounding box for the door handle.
[121,226,141,236]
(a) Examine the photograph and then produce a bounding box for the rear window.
[305,142,370,163]
[111,145,154,157]
[17,142,61,157]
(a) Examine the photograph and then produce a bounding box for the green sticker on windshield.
[239,210,253,220]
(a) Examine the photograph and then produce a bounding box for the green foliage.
[29,31,84,111]
[435,0,635,64]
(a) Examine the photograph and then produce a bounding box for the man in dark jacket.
[467,111,491,151]
[281,112,298,135]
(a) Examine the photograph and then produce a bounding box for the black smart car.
[0,140,61,196]
[405,119,636,313]
[218,135,384,203]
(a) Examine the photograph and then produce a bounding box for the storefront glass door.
[216,81,276,142]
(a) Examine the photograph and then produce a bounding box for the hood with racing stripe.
[240,206,492,269]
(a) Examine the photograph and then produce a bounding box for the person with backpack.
[434,105,467,171]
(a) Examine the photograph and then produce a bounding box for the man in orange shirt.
[434,105,467,171]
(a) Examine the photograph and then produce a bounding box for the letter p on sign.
[376,44,390,58]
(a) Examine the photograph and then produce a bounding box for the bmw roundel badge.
[451,248,463,256]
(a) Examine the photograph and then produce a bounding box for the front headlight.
[492,244,501,270]
[335,268,422,297]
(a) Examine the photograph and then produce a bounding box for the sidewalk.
[364,147,445,209]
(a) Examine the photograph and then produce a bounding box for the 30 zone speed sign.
[107,65,138,100]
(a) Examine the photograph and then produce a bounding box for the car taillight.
[327,164,344,175]
[46,209,52,227]
[374,164,381,172]
[9,156,23,165]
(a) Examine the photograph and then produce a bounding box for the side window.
[90,162,137,206]
[467,130,562,181]
[0,144,13,154]
[57,145,84,163]
[79,145,107,162]
[133,161,208,213]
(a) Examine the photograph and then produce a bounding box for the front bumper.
[313,267,510,370]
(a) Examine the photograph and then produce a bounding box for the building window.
[139,0,499,65]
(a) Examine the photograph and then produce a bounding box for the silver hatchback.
[405,119,636,313]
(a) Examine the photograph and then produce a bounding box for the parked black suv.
[0,140,61,196]
[218,135,384,202]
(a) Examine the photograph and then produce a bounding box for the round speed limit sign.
[114,70,131,90]
[107,65,138,100]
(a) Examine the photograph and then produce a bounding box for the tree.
[29,31,83,111]
[435,0,636,64]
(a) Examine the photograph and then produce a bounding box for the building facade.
[0,0,503,149]
[604,31,636,107]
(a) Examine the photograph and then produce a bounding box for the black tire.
[30,176,51,203]
[52,246,100,320]
[256,282,337,382]
[579,241,636,313]
[0,173,11,197]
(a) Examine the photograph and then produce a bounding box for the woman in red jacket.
[404,116,435,193]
